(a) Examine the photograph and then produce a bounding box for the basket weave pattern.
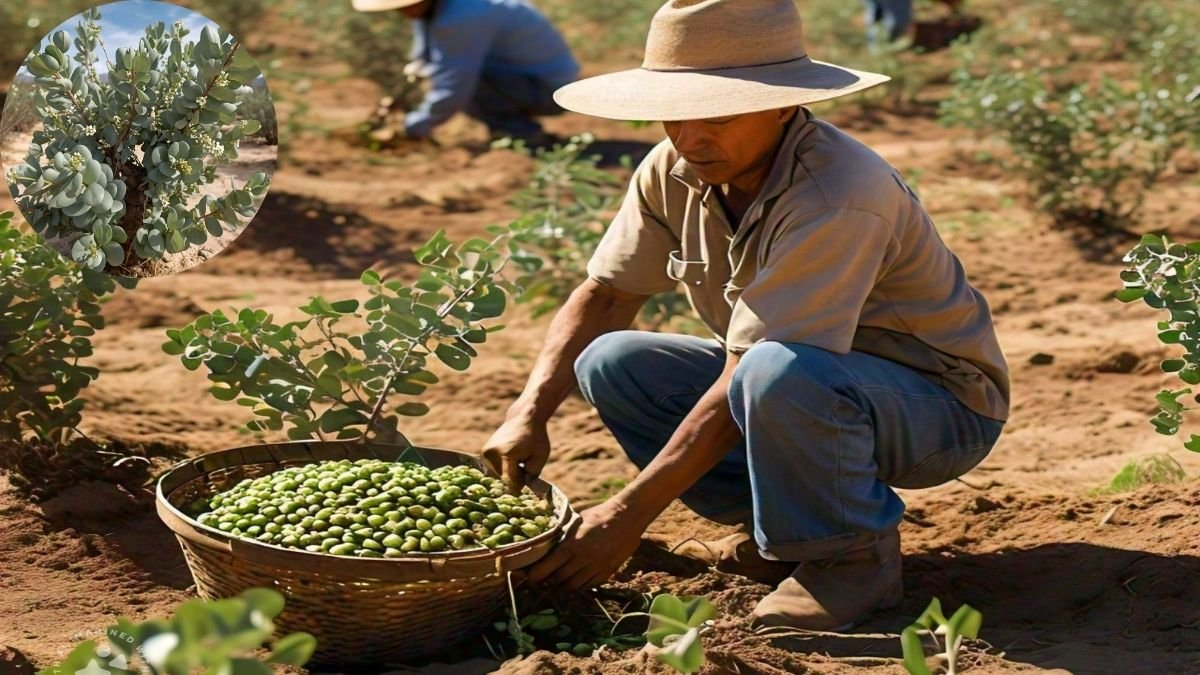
[156,440,570,666]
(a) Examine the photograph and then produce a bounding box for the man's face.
[663,108,798,186]
[399,0,433,19]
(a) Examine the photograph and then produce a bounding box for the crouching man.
[482,0,1008,631]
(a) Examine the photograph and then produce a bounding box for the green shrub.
[501,135,699,332]
[0,210,133,444]
[1049,0,1200,64]
[941,50,1199,227]
[1118,235,1200,451]
[0,210,160,501]
[163,228,537,442]
[7,8,270,273]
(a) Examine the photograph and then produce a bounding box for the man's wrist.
[610,482,669,529]
[506,395,553,426]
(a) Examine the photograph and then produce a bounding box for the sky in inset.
[21,0,218,75]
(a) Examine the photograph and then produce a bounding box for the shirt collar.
[667,106,815,203]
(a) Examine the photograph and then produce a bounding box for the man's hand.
[482,414,550,493]
[526,501,646,591]
[403,60,432,79]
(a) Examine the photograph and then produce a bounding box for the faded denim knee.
[730,342,853,418]
[574,330,640,407]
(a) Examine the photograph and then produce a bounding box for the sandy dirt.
[2,2,1200,674]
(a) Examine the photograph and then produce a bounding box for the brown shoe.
[648,527,794,586]
[749,528,903,632]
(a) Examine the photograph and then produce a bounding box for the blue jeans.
[575,332,1004,562]
[865,0,913,45]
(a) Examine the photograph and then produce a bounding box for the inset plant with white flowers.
[6,6,271,273]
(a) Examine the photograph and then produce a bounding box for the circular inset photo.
[1,0,277,277]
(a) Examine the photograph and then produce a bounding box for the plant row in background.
[7,7,271,274]
[500,134,697,331]
[940,0,1200,229]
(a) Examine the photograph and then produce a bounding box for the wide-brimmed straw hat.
[351,0,424,11]
[555,0,890,121]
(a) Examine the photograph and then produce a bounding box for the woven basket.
[156,440,572,667]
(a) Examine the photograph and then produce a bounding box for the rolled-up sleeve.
[726,207,897,353]
[586,159,680,296]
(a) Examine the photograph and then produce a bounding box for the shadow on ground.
[209,190,418,279]
[38,482,194,591]
[818,543,1200,673]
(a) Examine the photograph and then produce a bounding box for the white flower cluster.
[67,152,86,171]
[194,131,223,157]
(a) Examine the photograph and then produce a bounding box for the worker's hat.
[555,0,890,121]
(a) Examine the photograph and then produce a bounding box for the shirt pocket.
[667,250,709,288]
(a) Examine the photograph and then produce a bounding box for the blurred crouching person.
[864,0,913,46]
[351,0,580,143]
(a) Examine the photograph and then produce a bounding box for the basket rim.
[155,439,572,581]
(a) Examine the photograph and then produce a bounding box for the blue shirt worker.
[865,0,913,46]
[352,0,581,141]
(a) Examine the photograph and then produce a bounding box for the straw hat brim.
[351,0,425,11]
[554,58,890,121]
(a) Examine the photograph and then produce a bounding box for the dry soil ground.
[2,5,1200,675]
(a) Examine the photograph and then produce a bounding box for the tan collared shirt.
[586,109,1010,421]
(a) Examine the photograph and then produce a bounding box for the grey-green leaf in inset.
[102,242,124,267]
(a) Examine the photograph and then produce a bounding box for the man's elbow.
[573,277,649,313]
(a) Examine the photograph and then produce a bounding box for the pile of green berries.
[193,459,554,557]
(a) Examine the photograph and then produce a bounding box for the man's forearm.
[509,279,647,424]
[610,357,744,528]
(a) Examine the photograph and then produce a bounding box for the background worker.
[352,0,580,142]
[865,0,913,46]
